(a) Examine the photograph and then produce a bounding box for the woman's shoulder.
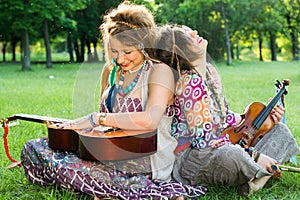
[150,59,169,68]
[147,60,175,88]
[149,60,173,75]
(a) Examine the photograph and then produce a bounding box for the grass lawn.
[0,60,299,199]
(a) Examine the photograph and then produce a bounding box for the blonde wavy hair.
[100,1,157,69]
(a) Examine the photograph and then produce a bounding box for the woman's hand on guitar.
[271,104,285,124]
[256,153,280,174]
[47,112,98,130]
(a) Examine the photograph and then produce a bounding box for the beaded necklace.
[117,61,146,97]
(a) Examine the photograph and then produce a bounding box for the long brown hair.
[155,25,202,73]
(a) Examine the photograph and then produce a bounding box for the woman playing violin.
[155,24,300,196]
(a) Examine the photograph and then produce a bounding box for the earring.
[138,43,144,53]
[138,43,148,58]
[111,58,116,66]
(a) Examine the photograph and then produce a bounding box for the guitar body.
[78,129,157,161]
[222,102,275,147]
[48,128,79,152]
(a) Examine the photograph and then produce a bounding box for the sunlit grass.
[0,60,299,199]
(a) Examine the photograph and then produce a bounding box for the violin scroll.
[275,79,290,95]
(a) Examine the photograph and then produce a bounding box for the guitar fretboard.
[9,113,69,124]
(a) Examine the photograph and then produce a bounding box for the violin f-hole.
[234,124,248,133]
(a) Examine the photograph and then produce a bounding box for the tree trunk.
[67,33,74,63]
[236,44,240,60]
[74,40,80,63]
[2,42,7,62]
[291,31,299,61]
[269,32,277,61]
[43,20,52,68]
[21,29,31,70]
[80,37,85,62]
[11,39,17,62]
[93,41,99,62]
[286,14,299,61]
[101,42,105,62]
[258,35,263,61]
[220,1,231,65]
[87,40,93,62]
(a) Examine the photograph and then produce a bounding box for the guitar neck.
[4,113,69,125]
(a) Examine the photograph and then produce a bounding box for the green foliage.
[154,0,227,60]
[0,0,300,65]
[154,0,183,24]
[0,61,299,199]
[153,0,300,61]
[131,0,156,12]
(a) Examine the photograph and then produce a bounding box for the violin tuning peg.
[283,79,290,86]
[275,80,281,89]
[276,80,280,84]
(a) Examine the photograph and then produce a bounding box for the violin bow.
[272,164,300,173]
[278,165,300,173]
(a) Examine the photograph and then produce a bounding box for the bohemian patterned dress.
[171,63,300,187]
[20,60,207,199]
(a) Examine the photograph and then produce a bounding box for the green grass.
[0,61,299,199]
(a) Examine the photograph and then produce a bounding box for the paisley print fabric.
[21,138,207,199]
[171,64,234,149]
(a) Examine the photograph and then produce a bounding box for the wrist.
[245,147,260,162]
[97,112,107,125]
[88,112,98,128]
[254,151,261,162]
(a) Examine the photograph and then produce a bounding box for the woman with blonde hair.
[20,2,206,199]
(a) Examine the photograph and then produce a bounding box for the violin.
[222,79,289,147]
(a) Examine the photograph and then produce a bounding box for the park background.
[0,0,299,199]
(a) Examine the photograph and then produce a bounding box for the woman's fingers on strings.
[271,110,281,124]
[268,97,285,124]
[47,121,73,129]
[59,122,74,129]
[47,121,58,129]
[46,121,54,126]
[268,97,285,113]
[275,104,285,114]
[47,123,62,129]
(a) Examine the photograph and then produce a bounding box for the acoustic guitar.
[1,114,157,161]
